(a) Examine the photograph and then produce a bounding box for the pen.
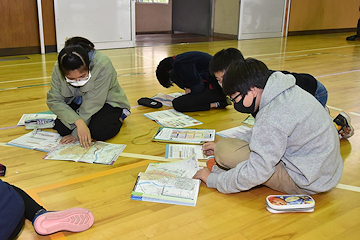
[25,119,54,124]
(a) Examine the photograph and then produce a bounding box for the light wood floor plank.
[1,32,360,239]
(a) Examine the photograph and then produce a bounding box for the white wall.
[54,0,135,51]
[213,0,240,36]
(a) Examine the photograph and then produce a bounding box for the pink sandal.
[33,207,94,235]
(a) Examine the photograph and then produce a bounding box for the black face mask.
[234,96,257,114]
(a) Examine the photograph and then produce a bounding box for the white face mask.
[65,72,91,87]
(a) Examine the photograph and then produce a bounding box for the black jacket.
[270,70,318,95]
[170,51,220,94]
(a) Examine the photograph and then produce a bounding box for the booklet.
[17,113,57,129]
[143,109,202,128]
[6,130,61,152]
[216,125,252,139]
[152,127,215,144]
[165,144,208,160]
[151,92,184,107]
[131,155,201,207]
[44,141,126,165]
[242,115,255,126]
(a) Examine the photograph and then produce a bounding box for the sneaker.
[333,112,354,139]
[33,207,94,235]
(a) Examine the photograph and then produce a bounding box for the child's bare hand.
[193,168,211,183]
[60,135,77,144]
[202,141,216,156]
[75,119,92,149]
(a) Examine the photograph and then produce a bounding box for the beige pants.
[214,138,307,194]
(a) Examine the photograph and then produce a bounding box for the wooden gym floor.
[0,32,360,239]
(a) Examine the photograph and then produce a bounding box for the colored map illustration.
[134,173,199,200]
[131,156,201,206]
[145,156,199,178]
[44,141,126,165]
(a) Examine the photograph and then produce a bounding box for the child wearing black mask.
[193,58,343,195]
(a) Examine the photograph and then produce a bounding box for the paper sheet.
[143,109,202,128]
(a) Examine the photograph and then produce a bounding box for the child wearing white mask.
[47,37,130,148]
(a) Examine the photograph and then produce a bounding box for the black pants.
[9,184,45,239]
[53,102,123,141]
[172,88,227,112]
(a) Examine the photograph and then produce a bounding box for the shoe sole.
[33,207,94,235]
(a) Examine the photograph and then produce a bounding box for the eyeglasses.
[229,93,242,103]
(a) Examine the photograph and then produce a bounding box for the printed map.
[131,156,201,206]
[135,173,199,200]
[44,141,126,165]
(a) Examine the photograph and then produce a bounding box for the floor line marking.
[316,69,360,78]
[0,83,50,91]
[0,76,50,84]
[251,44,360,58]
[349,111,360,117]
[0,125,20,131]
[336,183,360,192]
[27,160,151,194]
[327,105,343,111]
[120,152,180,162]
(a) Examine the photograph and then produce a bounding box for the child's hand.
[60,134,77,144]
[202,141,216,156]
[75,119,92,149]
[184,88,191,94]
[193,168,211,183]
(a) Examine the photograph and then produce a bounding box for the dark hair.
[156,57,174,88]
[222,58,270,96]
[58,45,90,75]
[65,36,95,53]
[209,48,245,74]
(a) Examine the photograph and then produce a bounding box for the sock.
[333,122,342,131]
[32,209,47,224]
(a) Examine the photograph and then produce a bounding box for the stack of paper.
[17,113,57,130]
[131,156,200,207]
[152,127,215,144]
[143,109,202,128]
[216,125,251,139]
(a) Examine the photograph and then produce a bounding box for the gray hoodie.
[207,72,343,194]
